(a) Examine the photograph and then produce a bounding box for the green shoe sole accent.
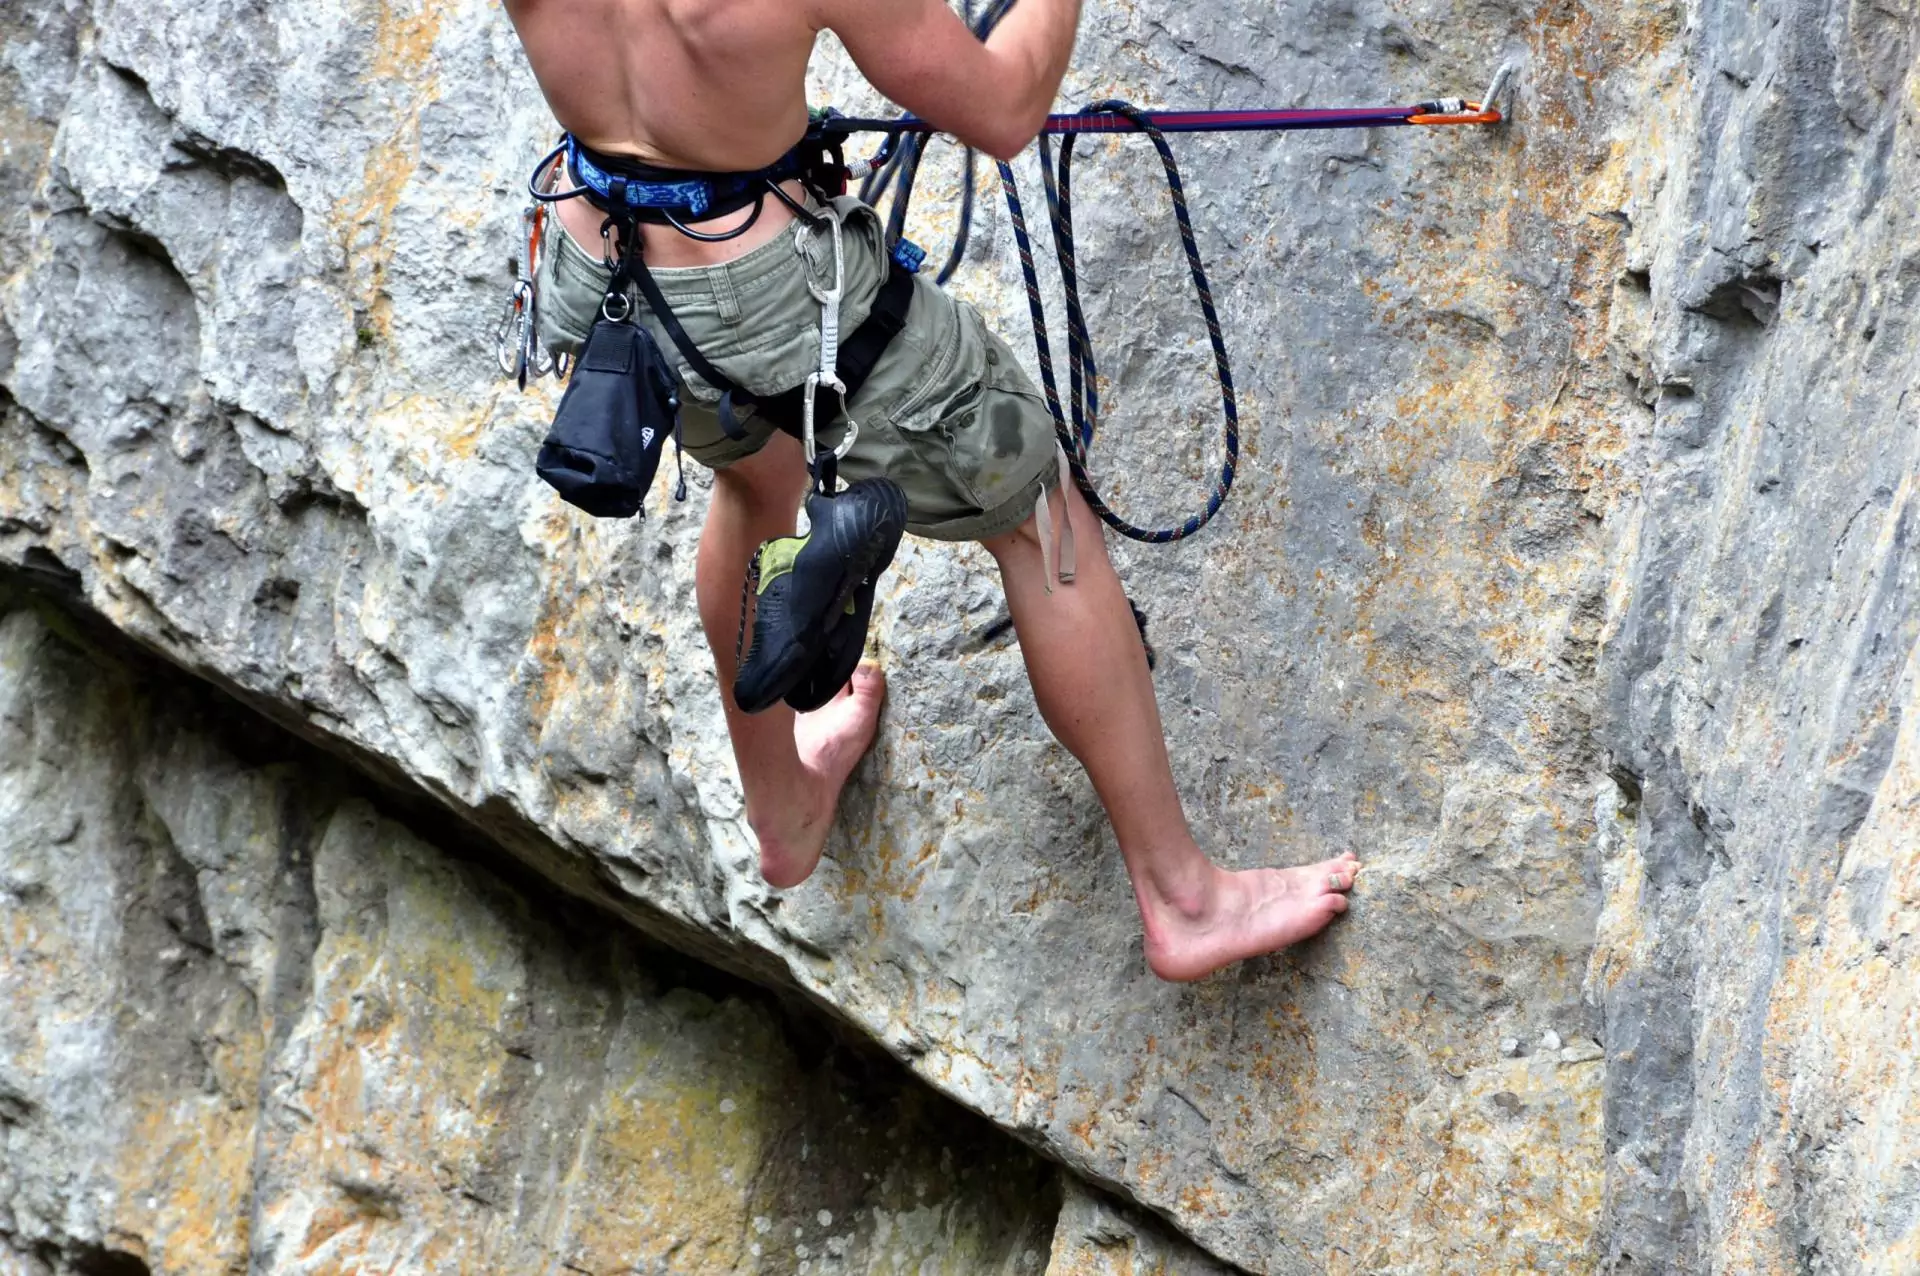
[754,536,804,590]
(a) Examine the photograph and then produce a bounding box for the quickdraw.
[495,186,567,388]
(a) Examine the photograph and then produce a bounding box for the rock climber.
[502,0,1360,980]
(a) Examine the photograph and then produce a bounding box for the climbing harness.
[520,126,885,515]
[526,127,923,502]
[527,129,853,240]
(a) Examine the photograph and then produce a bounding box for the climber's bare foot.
[753,664,886,888]
[1139,852,1360,982]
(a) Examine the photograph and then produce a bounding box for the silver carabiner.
[833,415,859,459]
[801,372,861,459]
[799,201,860,463]
[494,283,529,380]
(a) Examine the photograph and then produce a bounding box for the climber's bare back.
[505,0,1081,262]
[504,0,816,263]
[506,0,816,174]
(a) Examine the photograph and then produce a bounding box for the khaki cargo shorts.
[536,196,1061,542]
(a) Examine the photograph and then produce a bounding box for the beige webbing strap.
[1034,443,1077,594]
[1055,443,1076,583]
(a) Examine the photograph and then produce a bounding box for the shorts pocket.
[896,303,1053,516]
[535,227,613,357]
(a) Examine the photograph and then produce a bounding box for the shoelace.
[734,548,764,674]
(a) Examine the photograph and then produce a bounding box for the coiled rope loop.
[1013,101,1239,542]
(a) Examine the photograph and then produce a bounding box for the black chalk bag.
[535,297,681,519]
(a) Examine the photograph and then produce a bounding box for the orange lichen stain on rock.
[1173,1181,1230,1223]
[368,0,452,80]
[282,905,522,1240]
[335,131,420,344]
[1766,715,1920,1269]
[1067,1108,1102,1150]
[515,535,605,728]
[1130,1140,1173,1192]
[1339,1051,1605,1271]
[865,825,916,899]
[295,1197,380,1264]
[566,1067,767,1269]
[1242,1002,1316,1094]
[1006,864,1083,918]
[329,0,454,344]
[116,1046,265,1272]
[436,395,502,462]
[359,392,497,481]
[1108,1042,1158,1118]
[1010,1048,1062,1129]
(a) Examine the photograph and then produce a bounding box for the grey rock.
[1559,1038,1604,1066]
[1,0,1615,1266]
[0,591,1073,1274]
[3,0,1919,1269]
[1592,0,1920,1267]
[1047,1177,1237,1275]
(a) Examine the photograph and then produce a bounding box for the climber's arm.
[816,0,1081,160]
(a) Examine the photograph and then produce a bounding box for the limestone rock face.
[1592,0,1920,1267]
[0,594,1073,1274]
[2,0,1917,1268]
[1046,1180,1237,1276]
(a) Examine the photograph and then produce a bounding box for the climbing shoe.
[784,572,881,714]
[733,477,908,715]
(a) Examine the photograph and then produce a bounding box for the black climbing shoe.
[785,480,911,712]
[733,478,908,714]
[784,573,880,713]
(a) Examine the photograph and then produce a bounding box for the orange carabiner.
[1407,100,1503,126]
[525,151,570,278]
[1413,62,1515,126]
[526,204,547,276]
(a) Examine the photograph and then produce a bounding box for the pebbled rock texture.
[0,0,1915,1270]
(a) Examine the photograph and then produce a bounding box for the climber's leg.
[696,430,885,889]
[982,480,1359,981]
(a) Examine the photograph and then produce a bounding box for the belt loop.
[711,263,742,325]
